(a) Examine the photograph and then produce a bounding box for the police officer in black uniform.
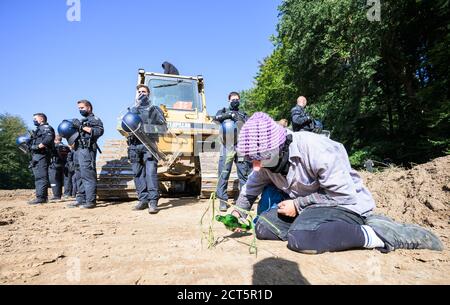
[48,135,70,202]
[28,113,56,205]
[126,84,166,214]
[291,96,315,132]
[67,100,104,209]
[214,92,252,212]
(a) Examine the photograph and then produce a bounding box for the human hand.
[277,200,298,217]
[231,209,246,233]
[82,126,92,134]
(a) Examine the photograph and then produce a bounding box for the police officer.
[28,113,56,205]
[63,148,76,199]
[126,84,164,214]
[48,135,70,202]
[214,92,252,212]
[67,100,104,209]
[291,96,315,132]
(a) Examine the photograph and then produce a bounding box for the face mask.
[265,135,293,175]
[80,110,89,117]
[230,99,240,110]
[137,93,149,106]
[33,120,40,127]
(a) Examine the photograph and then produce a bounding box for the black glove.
[30,144,40,152]
[129,107,139,114]
[230,112,238,121]
[72,119,82,129]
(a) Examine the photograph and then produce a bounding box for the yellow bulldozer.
[96,69,239,200]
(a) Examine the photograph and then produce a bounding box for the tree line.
[241,0,449,167]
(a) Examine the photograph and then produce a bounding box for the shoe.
[28,198,48,205]
[67,201,83,208]
[133,201,148,211]
[63,195,71,201]
[49,196,62,203]
[366,214,444,253]
[148,201,159,214]
[219,200,229,212]
[80,202,96,209]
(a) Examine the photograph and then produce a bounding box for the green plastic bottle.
[216,214,252,231]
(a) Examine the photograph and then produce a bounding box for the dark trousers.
[129,144,159,203]
[216,146,252,201]
[72,170,79,197]
[256,206,366,254]
[32,154,50,200]
[75,148,98,204]
[63,167,74,197]
[49,162,64,198]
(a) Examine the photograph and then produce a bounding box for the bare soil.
[1,156,449,284]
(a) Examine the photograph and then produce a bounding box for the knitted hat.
[237,112,287,159]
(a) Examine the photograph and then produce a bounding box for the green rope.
[200,192,216,249]
[200,149,283,256]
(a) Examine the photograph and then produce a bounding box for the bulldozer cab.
[148,77,200,112]
[97,69,239,200]
[138,70,206,116]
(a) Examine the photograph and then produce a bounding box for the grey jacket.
[236,131,375,217]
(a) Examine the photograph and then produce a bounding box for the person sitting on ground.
[231,112,443,255]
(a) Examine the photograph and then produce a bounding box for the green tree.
[0,113,34,189]
[245,0,449,166]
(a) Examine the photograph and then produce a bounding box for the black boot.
[28,198,48,205]
[67,201,83,208]
[133,201,148,211]
[80,202,96,209]
[148,201,159,214]
[219,200,229,212]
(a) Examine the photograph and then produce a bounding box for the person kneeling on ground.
[231,112,443,254]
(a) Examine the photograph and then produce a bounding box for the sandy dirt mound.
[0,156,449,284]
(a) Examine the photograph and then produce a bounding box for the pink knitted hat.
[237,112,287,159]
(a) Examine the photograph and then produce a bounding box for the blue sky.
[0,0,281,146]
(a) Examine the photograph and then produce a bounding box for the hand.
[231,209,246,233]
[82,126,92,134]
[72,119,81,129]
[277,200,298,218]
[38,143,45,149]
[231,112,238,120]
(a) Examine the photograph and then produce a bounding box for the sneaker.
[219,200,229,212]
[133,201,148,211]
[49,196,62,203]
[28,198,48,205]
[366,214,444,253]
[148,201,159,214]
[80,202,96,209]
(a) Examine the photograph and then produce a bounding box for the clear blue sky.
[0,0,280,147]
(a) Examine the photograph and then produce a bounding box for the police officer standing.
[126,85,164,214]
[67,100,104,209]
[48,135,70,202]
[214,92,252,212]
[28,113,56,205]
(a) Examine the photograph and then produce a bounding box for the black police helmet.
[122,112,142,133]
[219,119,238,147]
[16,134,30,146]
[58,120,79,145]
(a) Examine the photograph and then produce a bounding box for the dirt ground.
[1,156,449,285]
